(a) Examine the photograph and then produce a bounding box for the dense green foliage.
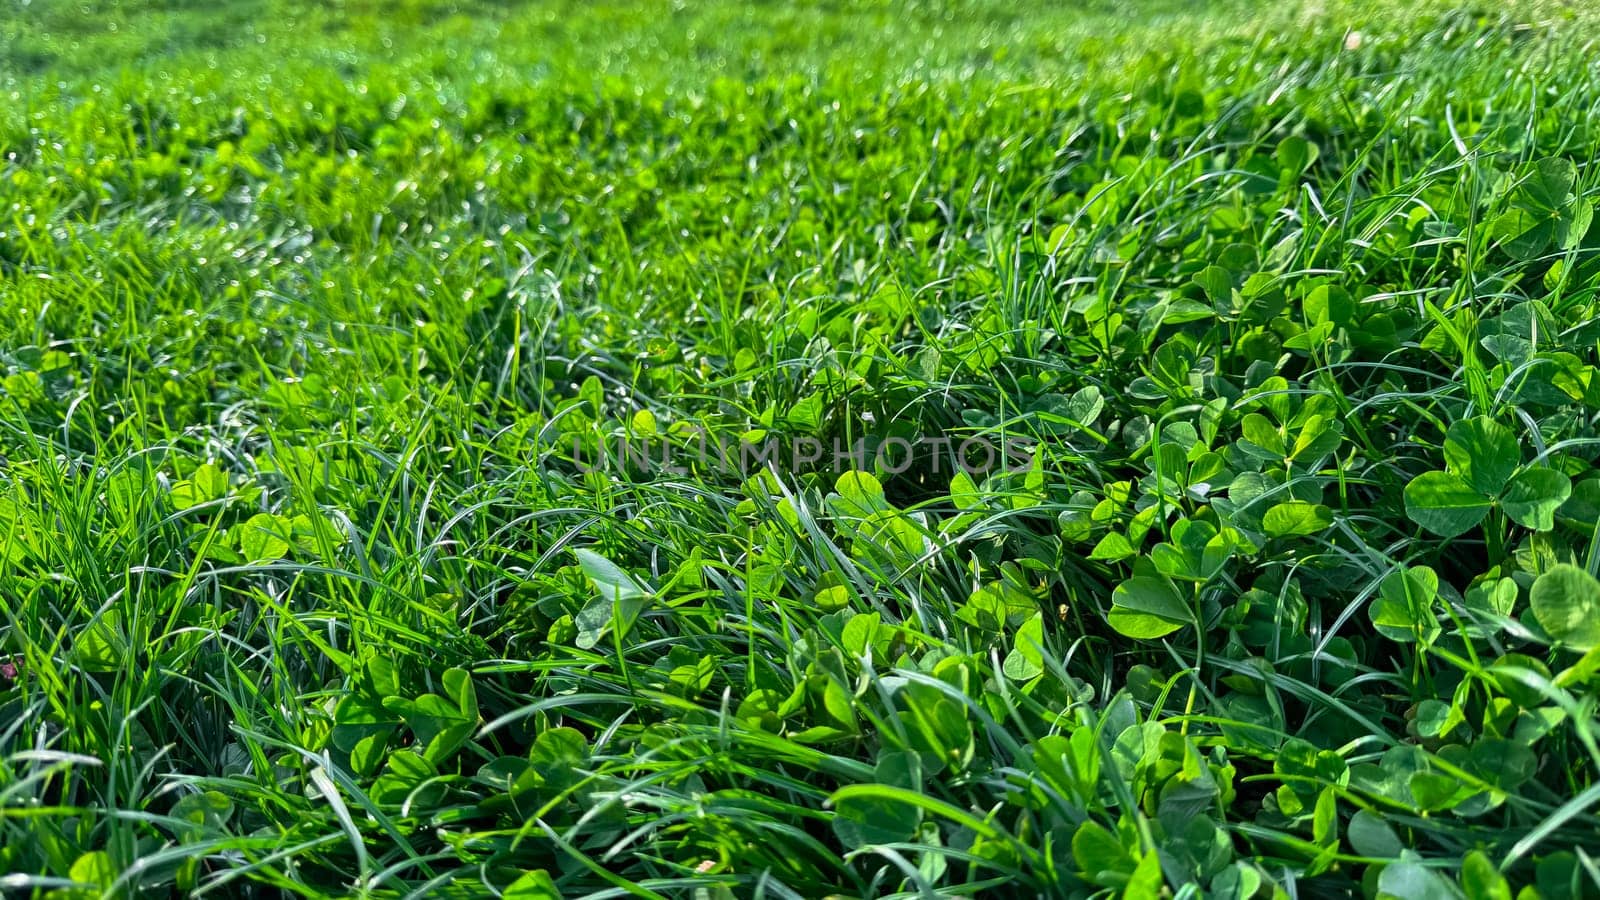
[5,0,1600,896]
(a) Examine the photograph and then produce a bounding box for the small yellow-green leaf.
[1262,501,1332,537]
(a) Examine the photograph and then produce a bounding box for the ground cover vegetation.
[5,0,1600,896]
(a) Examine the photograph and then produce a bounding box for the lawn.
[4,0,1600,896]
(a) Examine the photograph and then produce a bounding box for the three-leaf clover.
[1404,417,1570,537]
[1491,158,1594,262]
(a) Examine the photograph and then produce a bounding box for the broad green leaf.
[573,548,652,650]
[1290,414,1343,461]
[1370,566,1441,644]
[1502,467,1571,531]
[835,470,887,508]
[1239,413,1285,458]
[1469,738,1536,789]
[504,869,561,900]
[1377,858,1462,899]
[1211,863,1266,900]
[71,610,127,673]
[1303,284,1352,328]
[786,392,825,433]
[1414,699,1456,739]
[1536,853,1583,900]
[1492,207,1552,261]
[1276,135,1320,174]
[1442,417,1518,496]
[1065,385,1104,426]
[1409,770,1464,811]
[383,693,475,764]
[630,408,658,436]
[1464,577,1518,617]
[578,375,604,414]
[1261,500,1332,537]
[1491,653,1555,708]
[1560,478,1600,530]
[68,851,117,890]
[831,788,924,848]
[1347,809,1402,858]
[1312,787,1338,848]
[1089,532,1136,562]
[238,513,292,563]
[960,578,1036,631]
[814,582,852,613]
[170,791,234,841]
[1529,564,1600,651]
[874,750,925,791]
[331,693,399,752]
[1002,613,1046,681]
[443,667,478,719]
[1194,265,1233,306]
[1522,157,1576,211]
[1403,471,1491,537]
[530,727,589,776]
[1072,819,1135,883]
[1460,851,1512,900]
[1561,198,1594,251]
[171,462,230,510]
[1126,849,1165,898]
[349,733,389,777]
[1109,575,1194,639]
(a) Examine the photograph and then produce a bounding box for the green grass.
[5,0,1600,896]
